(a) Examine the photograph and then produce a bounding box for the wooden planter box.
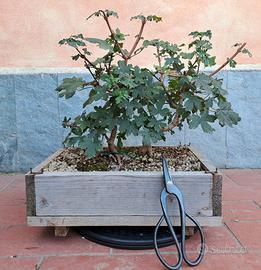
[25,147,222,236]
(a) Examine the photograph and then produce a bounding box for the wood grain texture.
[31,148,65,173]
[26,147,223,227]
[34,171,213,217]
[212,173,222,216]
[27,216,222,227]
[188,146,217,173]
[25,174,36,216]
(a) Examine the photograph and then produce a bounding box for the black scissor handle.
[154,188,183,270]
[182,212,205,266]
[154,189,205,269]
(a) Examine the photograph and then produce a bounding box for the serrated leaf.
[188,112,215,133]
[216,101,241,127]
[86,38,113,51]
[146,15,162,22]
[56,77,86,99]
[228,58,237,68]
[188,114,201,129]
[104,9,118,18]
[83,89,96,108]
[182,92,202,111]
[130,14,146,21]
[241,48,252,57]
[59,37,86,47]
[71,54,80,61]
[180,52,195,60]
[86,10,118,20]
[114,28,126,41]
[189,30,212,39]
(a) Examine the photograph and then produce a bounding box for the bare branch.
[161,112,180,132]
[99,10,127,60]
[210,42,246,76]
[75,48,97,69]
[128,20,146,59]
[161,95,183,132]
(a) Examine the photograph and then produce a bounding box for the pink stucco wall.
[0,0,260,67]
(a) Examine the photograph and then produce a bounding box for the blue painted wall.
[0,69,260,172]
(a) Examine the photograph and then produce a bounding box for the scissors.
[154,157,205,270]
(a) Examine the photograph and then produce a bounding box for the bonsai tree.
[57,10,251,163]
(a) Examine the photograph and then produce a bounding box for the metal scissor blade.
[162,157,172,185]
[162,157,184,200]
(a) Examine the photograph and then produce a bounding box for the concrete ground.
[0,170,260,269]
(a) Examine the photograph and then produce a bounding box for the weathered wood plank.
[212,173,222,216]
[34,172,213,217]
[25,174,36,216]
[31,148,65,173]
[188,146,217,173]
[27,216,222,227]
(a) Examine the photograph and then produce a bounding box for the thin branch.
[156,46,164,81]
[130,47,144,58]
[84,61,98,83]
[210,42,246,76]
[108,53,113,71]
[128,20,146,59]
[156,46,162,67]
[196,58,201,74]
[99,10,127,60]
[75,48,97,69]
[161,91,184,132]
[161,112,180,132]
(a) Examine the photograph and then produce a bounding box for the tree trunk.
[139,144,153,156]
[107,127,122,165]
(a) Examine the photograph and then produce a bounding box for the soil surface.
[44,146,203,172]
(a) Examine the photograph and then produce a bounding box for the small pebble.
[44,146,202,172]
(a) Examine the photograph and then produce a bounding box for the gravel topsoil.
[44,146,203,172]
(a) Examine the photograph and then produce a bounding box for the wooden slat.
[31,148,65,173]
[34,171,213,217]
[188,146,217,173]
[27,216,222,227]
[25,174,36,216]
[212,173,223,216]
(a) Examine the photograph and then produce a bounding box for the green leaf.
[64,136,81,146]
[56,77,87,99]
[130,14,146,21]
[188,112,215,133]
[188,114,201,129]
[228,58,237,68]
[114,28,126,41]
[83,89,96,108]
[71,54,80,61]
[233,43,242,47]
[182,92,202,111]
[78,135,102,157]
[180,52,195,60]
[216,101,241,127]
[86,38,113,51]
[86,10,118,20]
[189,30,212,39]
[104,10,118,18]
[146,15,162,22]
[59,37,86,47]
[200,120,215,133]
[207,56,216,66]
[241,48,252,57]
